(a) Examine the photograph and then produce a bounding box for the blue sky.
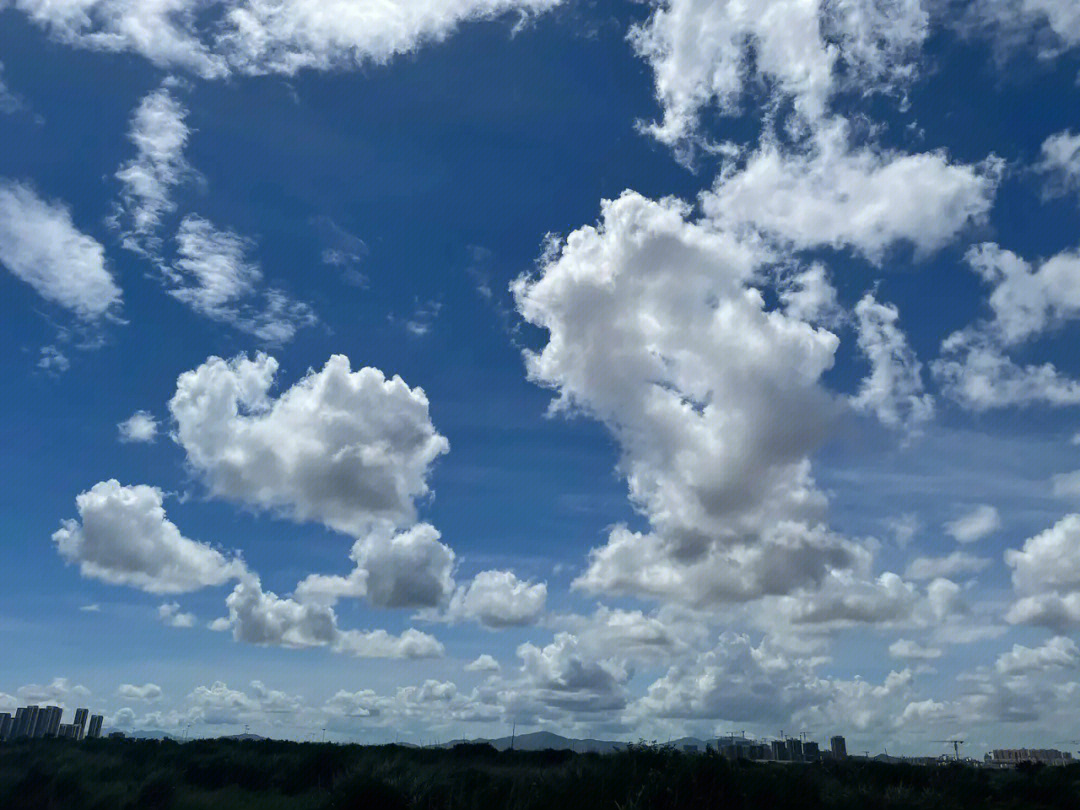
[2,0,1080,756]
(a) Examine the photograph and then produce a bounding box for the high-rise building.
[46,706,63,737]
[804,741,820,760]
[771,740,789,761]
[13,707,31,738]
[73,708,89,740]
[87,714,103,739]
[0,712,12,741]
[788,739,804,762]
[26,706,42,738]
[831,735,847,759]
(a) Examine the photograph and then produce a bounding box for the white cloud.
[52,479,246,593]
[118,683,163,702]
[995,636,1079,675]
[0,61,23,113]
[9,0,562,78]
[169,353,449,536]
[514,633,630,713]
[888,638,942,660]
[850,293,934,433]
[168,215,315,343]
[186,680,302,725]
[0,180,121,319]
[217,571,444,658]
[778,263,840,326]
[17,678,91,706]
[631,0,928,149]
[79,603,100,612]
[1038,130,1080,198]
[465,654,500,672]
[37,345,70,374]
[1005,515,1080,629]
[968,0,1080,55]
[514,191,857,607]
[118,411,159,443]
[445,569,547,627]
[945,504,1001,543]
[158,601,196,628]
[1052,470,1080,500]
[700,120,999,261]
[114,85,190,253]
[296,523,456,610]
[904,551,991,581]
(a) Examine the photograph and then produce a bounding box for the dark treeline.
[2,737,1080,810]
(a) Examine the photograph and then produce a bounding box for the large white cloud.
[514,191,859,606]
[215,571,444,658]
[52,480,245,593]
[9,0,562,78]
[700,120,999,261]
[444,569,547,627]
[995,636,1079,676]
[1005,514,1080,628]
[170,353,449,535]
[0,180,121,319]
[631,0,928,150]
[944,504,1001,544]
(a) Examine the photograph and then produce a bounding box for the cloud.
[8,0,562,78]
[118,683,163,702]
[700,120,999,261]
[17,678,90,706]
[1038,130,1080,199]
[1005,514,1080,629]
[158,601,196,628]
[216,572,444,658]
[888,638,943,660]
[445,570,547,627]
[995,636,1080,675]
[631,0,928,150]
[778,263,840,326]
[53,480,246,594]
[168,215,316,343]
[0,62,24,113]
[0,180,121,319]
[514,633,630,714]
[79,603,101,612]
[1052,470,1080,500]
[850,294,934,434]
[296,523,456,610]
[117,411,159,443]
[944,504,1001,543]
[113,85,191,253]
[187,680,302,725]
[37,346,70,374]
[904,551,991,581]
[465,654,500,673]
[170,353,449,536]
[514,191,857,606]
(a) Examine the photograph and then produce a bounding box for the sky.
[2,0,1080,757]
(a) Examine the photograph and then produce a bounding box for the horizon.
[3,0,1080,762]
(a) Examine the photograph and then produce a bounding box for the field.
[2,738,1079,810]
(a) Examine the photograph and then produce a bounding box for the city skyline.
[2,0,1080,759]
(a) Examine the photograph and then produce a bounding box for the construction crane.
[932,740,965,760]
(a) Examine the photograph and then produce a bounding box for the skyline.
[2,0,1080,758]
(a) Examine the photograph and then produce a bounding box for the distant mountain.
[435,731,713,754]
[112,729,178,740]
[220,733,268,741]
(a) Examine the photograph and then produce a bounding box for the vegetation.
[1,738,1079,810]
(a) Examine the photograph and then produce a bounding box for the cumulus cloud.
[52,480,246,593]
[113,85,190,253]
[850,294,934,433]
[0,180,121,319]
[777,263,840,326]
[944,504,1001,543]
[216,572,444,658]
[631,0,928,149]
[700,120,999,261]
[17,678,90,706]
[170,353,449,535]
[8,0,562,78]
[118,683,163,702]
[514,633,630,714]
[158,601,196,628]
[1005,514,1080,628]
[117,411,159,443]
[168,215,315,343]
[187,680,302,724]
[445,570,547,627]
[888,638,943,660]
[514,191,857,606]
[995,636,1079,675]
[465,654,500,673]
[37,346,70,374]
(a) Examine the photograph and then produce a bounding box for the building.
[19,706,39,738]
[73,708,89,740]
[804,741,820,761]
[87,714,103,739]
[0,713,11,741]
[831,735,847,759]
[788,739,804,762]
[771,739,789,761]
[46,705,63,737]
[990,749,1074,766]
